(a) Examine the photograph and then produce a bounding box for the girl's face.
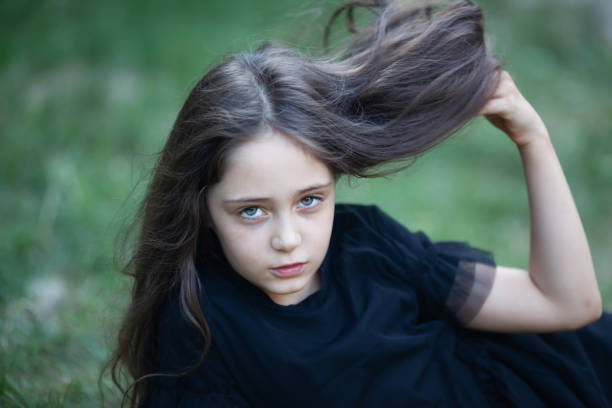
[206,130,336,306]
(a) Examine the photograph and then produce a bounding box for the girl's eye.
[239,206,263,219]
[299,196,321,208]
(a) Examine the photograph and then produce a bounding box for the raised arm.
[464,71,602,333]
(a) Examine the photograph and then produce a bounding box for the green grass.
[1,0,611,405]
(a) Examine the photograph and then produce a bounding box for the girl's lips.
[271,263,306,277]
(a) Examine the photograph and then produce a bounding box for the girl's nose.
[271,215,302,252]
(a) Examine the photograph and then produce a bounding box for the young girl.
[108,0,612,406]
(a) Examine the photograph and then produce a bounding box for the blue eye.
[239,206,263,219]
[299,196,321,208]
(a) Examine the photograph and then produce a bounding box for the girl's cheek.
[232,226,268,248]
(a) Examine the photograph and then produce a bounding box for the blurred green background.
[1,0,611,405]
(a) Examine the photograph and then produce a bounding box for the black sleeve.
[143,296,251,407]
[366,205,497,327]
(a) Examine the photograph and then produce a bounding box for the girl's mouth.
[270,263,306,277]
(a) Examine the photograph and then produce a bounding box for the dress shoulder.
[335,203,497,327]
[144,294,251,407]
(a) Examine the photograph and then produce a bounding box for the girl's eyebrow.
[224,182,332,204]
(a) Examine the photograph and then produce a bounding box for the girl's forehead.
[212,131,333,198]
[229,131,298,158]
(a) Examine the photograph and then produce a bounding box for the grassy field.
[1,0,611,405]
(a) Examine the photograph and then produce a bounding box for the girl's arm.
[464,71,602,333]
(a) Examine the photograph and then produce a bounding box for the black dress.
[144,203,612,407]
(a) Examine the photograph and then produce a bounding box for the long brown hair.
[104,0,501,406]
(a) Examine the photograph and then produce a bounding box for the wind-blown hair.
[105,0,501,406]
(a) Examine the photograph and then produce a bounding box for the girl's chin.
[264,278,316,304]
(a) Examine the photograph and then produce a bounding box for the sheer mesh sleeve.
[419,239,497,326]
[366,205,497,327]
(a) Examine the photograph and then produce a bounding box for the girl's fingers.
[479,71,518,115]
[479,97,508,116]
[479,70,549,144]
[487,71,516,99]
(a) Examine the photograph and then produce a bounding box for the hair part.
[104,1,501,406]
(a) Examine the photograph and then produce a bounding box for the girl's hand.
[479,70,550,149]
[467,70,603,334]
